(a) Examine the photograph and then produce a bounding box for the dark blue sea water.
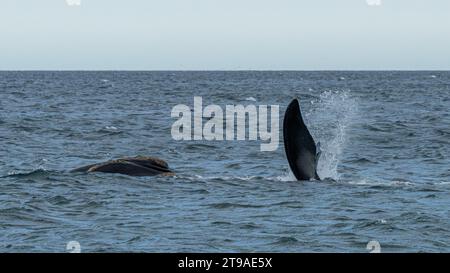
[0,71,449,252]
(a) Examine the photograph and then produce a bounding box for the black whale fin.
[283,98,320,180]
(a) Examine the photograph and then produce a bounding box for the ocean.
[0,71,449,252]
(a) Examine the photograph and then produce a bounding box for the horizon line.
[1,69,450,72]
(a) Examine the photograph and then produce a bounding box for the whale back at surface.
[71,156,173,176]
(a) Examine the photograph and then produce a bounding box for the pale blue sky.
[1,0,449,70]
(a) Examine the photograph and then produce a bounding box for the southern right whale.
[72,99,321,179]
[283,98,321,180]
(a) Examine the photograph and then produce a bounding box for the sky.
[0,0,449,70]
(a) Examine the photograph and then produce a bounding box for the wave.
[271,236,299,245]
[207,202,265,209]
[185,143,218,150]
[97,126,123,135]
[3,169,54,178]
[345,178,414,188]
[345,157,376,164]
[174,171,317,183]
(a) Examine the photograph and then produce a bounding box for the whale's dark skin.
[283,98,321,180]
[72,99,320,178]
[71,156,174,176]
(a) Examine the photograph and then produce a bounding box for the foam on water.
[274,170,297,182]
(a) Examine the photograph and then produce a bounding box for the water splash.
[307,91,358,180]
[275,170,297,182]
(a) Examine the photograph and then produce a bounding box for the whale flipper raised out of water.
[283,98,321,181]
[71,156,174,176]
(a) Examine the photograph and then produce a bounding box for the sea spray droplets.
[308,91,358,180]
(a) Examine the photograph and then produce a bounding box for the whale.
[71,156,174,176]
[283,98,321,180]
[72,99,320,179]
